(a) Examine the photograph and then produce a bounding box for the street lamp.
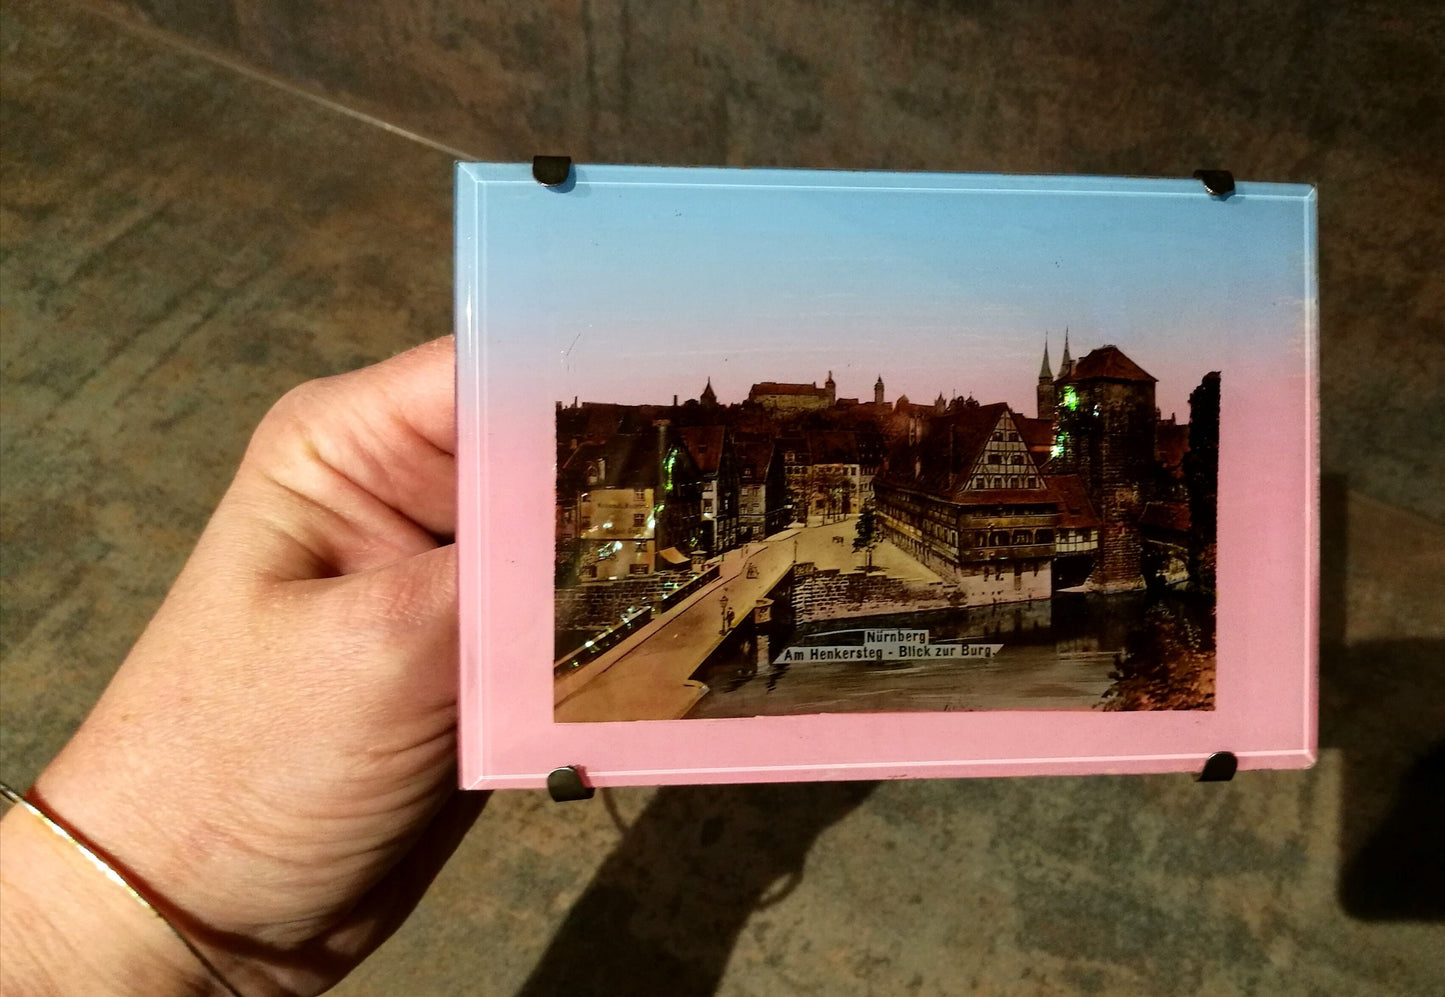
[719,594,730,635]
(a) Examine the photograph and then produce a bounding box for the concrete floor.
[3,1,1443,994]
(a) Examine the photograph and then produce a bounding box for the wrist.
[0,806,223,997]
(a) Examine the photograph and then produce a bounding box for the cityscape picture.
[532,176,1299,724]
[554,341,1219,722]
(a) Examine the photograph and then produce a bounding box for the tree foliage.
[1100,600,1215,711]
[852,501,880,566]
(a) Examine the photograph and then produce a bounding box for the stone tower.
[1036,336,1054,420]
[874,374,885,406]
[1052,344,1158,588]
[824,370,836,404]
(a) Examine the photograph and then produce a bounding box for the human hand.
[0,337,484,996]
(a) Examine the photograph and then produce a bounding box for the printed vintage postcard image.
[554,346,1219,723]
[545,179,1244,725]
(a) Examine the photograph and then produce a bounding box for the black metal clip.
[547,765,595,802]
[1193,169,1236,199]
[533,155,573,188]
[1196,751,1238,782]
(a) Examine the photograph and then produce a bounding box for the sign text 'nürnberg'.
[774,629,1003,664]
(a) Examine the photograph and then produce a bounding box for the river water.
[686,591,1212,717]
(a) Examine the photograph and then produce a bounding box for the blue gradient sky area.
[477,168,1313,420]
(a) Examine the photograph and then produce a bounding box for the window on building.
[629,563,648,575]
[1012,529,1032,545]
[992,432,1002,441]
[1036,529,1054,544]
[633,513,646,527]
[987,454,1001,464]
[633,488,646,501]
[581,565,597,579]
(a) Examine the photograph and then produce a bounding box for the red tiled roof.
[749,381,829,397]
[557,426,699,494]
[876,403,1030,501]
[1044,474,1100,528]
[678,426,726,475]
[1064,345,1156,383]
[734,439,775,479]
[1017,416,1054,451]
[807,429,860,464]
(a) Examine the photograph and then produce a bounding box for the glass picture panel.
[457,165,1316,789]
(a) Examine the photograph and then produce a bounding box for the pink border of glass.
[456,165,1318,790]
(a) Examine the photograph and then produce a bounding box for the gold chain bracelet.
[0,780,245,997]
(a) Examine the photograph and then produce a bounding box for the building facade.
[556,423,703,585]
[735,437,789,541]
[873,404,1059,604]
[679,425,739,556]
[747,372,836,413]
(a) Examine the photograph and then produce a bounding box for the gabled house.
[734,436,789,541]
[872,404,1056,603]
[679,425,739,556]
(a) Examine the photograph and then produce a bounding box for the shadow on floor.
[1319,474,1444,921]
[513,780,876,997]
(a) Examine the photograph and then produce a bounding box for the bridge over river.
[554,516,935,722]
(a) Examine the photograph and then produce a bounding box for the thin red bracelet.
[0,780,245,997]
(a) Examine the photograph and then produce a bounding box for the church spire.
[700,377,717,406]
[1060,327,1073,377]
[1036,333,1057,420]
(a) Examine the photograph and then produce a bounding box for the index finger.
[231,337,458,577]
